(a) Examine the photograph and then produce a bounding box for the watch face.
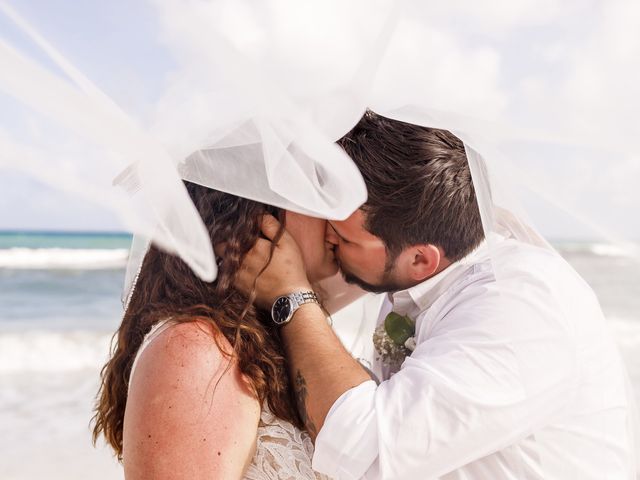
[272,297,292,324]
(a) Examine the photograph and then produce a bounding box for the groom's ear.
[397,244,446,282]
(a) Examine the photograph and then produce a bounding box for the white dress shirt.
[313,238,635,479]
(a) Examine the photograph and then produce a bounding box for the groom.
[237,111,633,479]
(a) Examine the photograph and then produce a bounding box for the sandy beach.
[2,307,639,480]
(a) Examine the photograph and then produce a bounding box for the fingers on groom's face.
[284,211,338,283]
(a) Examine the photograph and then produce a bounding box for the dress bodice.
[244,406,329,480]
[129,320,330,480]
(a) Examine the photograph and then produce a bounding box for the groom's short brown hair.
[337,110,484,262]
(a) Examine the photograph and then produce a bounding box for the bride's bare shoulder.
[124,319,261,479]
[149,318,234,363]
[131,319,237,387]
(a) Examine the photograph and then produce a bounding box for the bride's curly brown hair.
[92,181,302,460]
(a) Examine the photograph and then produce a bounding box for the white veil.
[1,0,638,476]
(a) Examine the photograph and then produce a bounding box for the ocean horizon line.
[0,229,638,244]
[0,229,132,236]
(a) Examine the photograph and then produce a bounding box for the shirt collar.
[389,239,491,317]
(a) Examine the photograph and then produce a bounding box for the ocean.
[1,231,639,479]
[0,232,129,479]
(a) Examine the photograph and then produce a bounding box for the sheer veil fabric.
[1,0,638,477]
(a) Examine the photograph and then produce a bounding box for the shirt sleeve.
[312,380,379,479]
[312,277,578,480]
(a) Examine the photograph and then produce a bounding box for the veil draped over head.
[1,0,638,476]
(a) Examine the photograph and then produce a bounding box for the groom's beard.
[340,265,405,294]
[342,271,399,293]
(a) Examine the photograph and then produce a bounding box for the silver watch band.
[289,291,319,309]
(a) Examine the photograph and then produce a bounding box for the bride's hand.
[231,214,312,310]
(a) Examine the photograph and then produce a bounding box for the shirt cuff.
[312,380,379,480]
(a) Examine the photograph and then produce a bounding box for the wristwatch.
[271,291,320,326]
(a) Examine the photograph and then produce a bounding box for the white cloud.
[424,0,568,35]
[372,19,507,119]
[0,170,124,231]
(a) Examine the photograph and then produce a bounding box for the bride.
[92,181,334,479]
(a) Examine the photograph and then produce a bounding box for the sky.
[0,0,169,232]
[0,0,639,241]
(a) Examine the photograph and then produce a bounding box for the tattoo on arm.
[294,370,317,438]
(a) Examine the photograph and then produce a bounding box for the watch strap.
[289,290,319,309]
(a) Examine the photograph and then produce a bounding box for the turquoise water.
[0,231,132,249]
[0,231,638,331]
[0,231,131,331]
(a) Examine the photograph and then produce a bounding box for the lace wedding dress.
[129,321,331,480]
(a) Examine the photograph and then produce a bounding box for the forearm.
[282,303,371,440]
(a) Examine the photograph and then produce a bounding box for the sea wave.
[1,316,638,374]
[0,248,128,269]
[0,330,113,374]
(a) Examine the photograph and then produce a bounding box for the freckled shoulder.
[123,319,261,479]
[149,319,233,371]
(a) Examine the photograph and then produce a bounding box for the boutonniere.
[372,312,416,369]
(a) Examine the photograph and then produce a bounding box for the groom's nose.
[325,221,339,246]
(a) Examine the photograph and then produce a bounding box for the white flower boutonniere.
[373,312,416,370]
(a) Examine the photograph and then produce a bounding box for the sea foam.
[0,330,113,373]
[1,317,638,375]
[0,248,128,269]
